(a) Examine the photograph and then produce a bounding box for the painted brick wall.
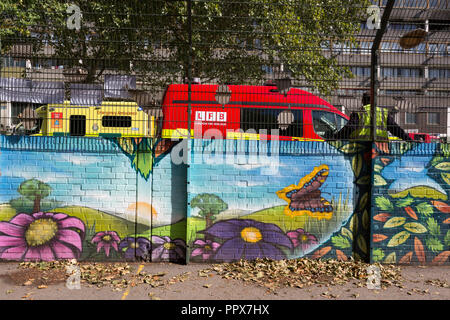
[371,143,450,265]
[186,139,366,263]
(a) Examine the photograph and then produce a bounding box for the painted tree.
[6,0,368,94]
[9,179,57,213]
[191,193,228,232]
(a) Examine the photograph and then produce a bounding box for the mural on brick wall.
[186,140,369,263]
[0,136,186,262]
[0,136,448,264]
[371,142,450,265]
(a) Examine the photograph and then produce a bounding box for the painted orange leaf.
[404,206,418,220]
[431,251,450,265]
[336,249,348,261]
[380,157,391,165]
[373,213,391,222]
[399,251,413,264]
[443,218,450,224]
[311,246,331,259]
[414,237,426,263]
[373,234,388,242]
[431,200,450,213]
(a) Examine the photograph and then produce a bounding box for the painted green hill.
[0,204,149,239]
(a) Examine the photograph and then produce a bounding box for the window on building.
[429,68,450,79]
[428,43,447,56]
[382,67,423,77]
[427,112,440,125]
[350,66,371,77]
[405,112,417,124]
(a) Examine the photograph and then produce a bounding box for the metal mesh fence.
[0,0,449,142]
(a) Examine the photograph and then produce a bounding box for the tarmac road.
[0,262,448,301]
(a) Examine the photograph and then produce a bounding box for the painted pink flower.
[0,212,85,261]
[191,239,220,260]
[91,231,120,257]
[287,228,318,253]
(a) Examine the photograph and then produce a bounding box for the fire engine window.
[241,108,303,137]
[312,111,347,137]
[102,116,132,128]
[70,115,86,136]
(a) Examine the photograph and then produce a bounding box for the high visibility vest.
[350,104,389,141]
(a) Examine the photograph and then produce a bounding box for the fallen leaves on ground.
[202,258,404,292]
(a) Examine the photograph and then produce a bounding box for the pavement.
[0,261,448,301]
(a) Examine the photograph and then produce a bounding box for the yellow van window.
[102,116,132,128]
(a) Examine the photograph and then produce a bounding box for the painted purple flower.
[151,236,186,262]
[201,219,293,262]
[0,212,85,261]
[91,231,120,257]
[191,239,220,260]
[286,228,318,252]
[119,237,151,260]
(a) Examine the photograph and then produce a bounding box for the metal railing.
[0,0,448,142]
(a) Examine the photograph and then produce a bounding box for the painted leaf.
[331,235,351,249]
[399,251,413,264]
[349,215,358,233]
[431,251,450,265]
[425,237,443,253]
[375,196,393,211]
[383,217,406,228]
[415,202,434,216]
[359,192,369,211]
[435,162,450,171]
[441,173,450,185]
[372,248,384,262]
[427,217,440,236]
[414,237,426,263]
[431,156,444,167]
[445,230,450,247]
[336,249,348,261]
[352,154,363,178]
[362,209,369,230]
[374,164,383,173]
[373,213,391,222]
[357,234,367,254]
[431,200,450,214]
[373,174,387,186]
[396,197,414,208]
[356,175,370,185]
[384,252,396,264]
[380,157,391,165]
[373,234,388,242]
[403,222,427,234]
[387,231,410,247]
[404,206,418,220]
[341,227,353,240]
[339,143,364,154]
[443,218,450,224]
[311,246,331,259]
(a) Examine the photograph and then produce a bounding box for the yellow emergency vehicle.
[32,101,155,137]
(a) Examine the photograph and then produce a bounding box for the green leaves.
[331,235,351,249]
[415,202,434,217]
[426,218,440,236]
[372,248,384,262]
[375,196,393,211]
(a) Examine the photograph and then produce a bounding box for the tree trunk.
[33,195,41,213]
[204,212,214,241]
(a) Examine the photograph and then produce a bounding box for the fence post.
[185,0,193,265]
[369,0,395,263]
